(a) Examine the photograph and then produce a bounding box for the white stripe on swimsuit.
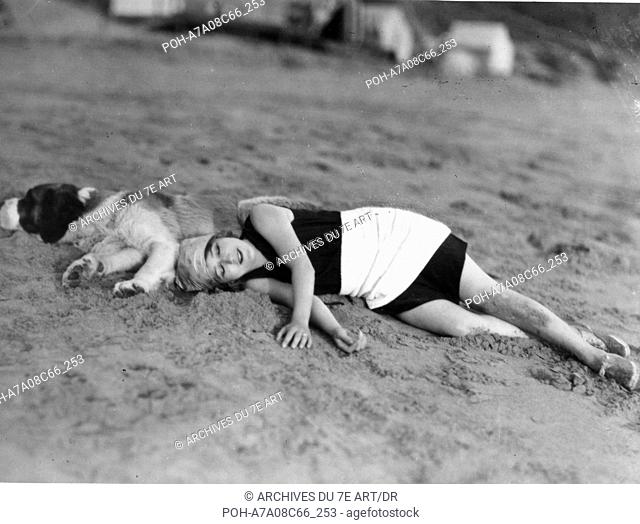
[339,207,451,309]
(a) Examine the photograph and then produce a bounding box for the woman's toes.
[574,324,631,357]
[602,334,631,358]
[599,354,639,391]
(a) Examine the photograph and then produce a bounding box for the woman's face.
[204,236,254,284]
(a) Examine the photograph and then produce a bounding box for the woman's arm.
[250,204,315,346]
[246,278,339,339]
[246,278,361,352]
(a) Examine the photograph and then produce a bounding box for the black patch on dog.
[18,184,86,243]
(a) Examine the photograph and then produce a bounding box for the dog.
[0,183,215,297]
[0,184,320,296]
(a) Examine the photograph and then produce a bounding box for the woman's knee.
[447,322,489,337]
[397,302,479,337]
[441,313,495,337]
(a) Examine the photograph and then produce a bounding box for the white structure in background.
[110,0,186,18]
[362,4,415,63]
[442,21,515,77]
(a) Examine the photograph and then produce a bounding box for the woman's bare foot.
[574,324,606,350]
[599,354,639,391]
[600,334,631,359]
[574,323,631,358]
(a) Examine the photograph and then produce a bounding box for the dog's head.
[0,183,96,243]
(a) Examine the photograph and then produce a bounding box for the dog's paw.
[160,269,176,287]
[113,279,150,298]
[62,255,103,288]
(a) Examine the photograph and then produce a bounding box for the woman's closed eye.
[215,244,225,277]
[215,243,228,279]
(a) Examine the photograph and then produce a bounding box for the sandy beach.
[1,1,639,483]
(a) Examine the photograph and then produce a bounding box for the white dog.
[0,182,215,297]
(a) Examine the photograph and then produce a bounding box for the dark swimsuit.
[240,209,343,295]
[240,209,467,314]
[373,234,467,315]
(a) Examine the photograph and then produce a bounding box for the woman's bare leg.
[391,254,637,389]
[457,255,604,368]
[458,255,639,390]
[397,299,529,338]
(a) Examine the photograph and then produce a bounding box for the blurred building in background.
[107,1,514,77]
[3,0,637,84]
[442,21,515,77]
[108,0,420,62]
[110,0,185,18]
[360,2,416,62]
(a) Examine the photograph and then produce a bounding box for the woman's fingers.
[338,331,355,345]
[334,337,351,353]
[276,324,313,349]
[334,330,367,354]
[290,331,304,349]
[297,332,313,349]
[281,329,296,348]
[277,325,297,346]
[299,333,312,349]
[278,327,312,349]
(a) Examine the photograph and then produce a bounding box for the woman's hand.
[331,327,367,354]
[277,321,312,349]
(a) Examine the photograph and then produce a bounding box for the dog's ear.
[39,187,86,243]
[77,187,96,205]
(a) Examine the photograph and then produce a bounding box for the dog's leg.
[62,254,103,288]
[91,236,127,255]
[100,248,145,274]
[62,236,137,288]
[113,241,178,298]
[62,248,145,288]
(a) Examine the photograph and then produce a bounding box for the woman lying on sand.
[175,204,639,391]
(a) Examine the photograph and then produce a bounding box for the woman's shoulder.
[250,203,295,223]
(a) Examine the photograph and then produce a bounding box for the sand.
[0,2,639,483]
